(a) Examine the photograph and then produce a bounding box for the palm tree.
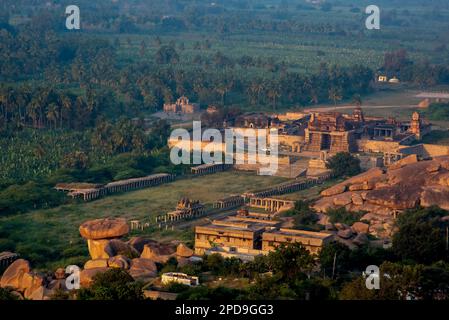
[60,95,72,128]
[352,94,362,107]
[46,103,59,129]
[215,83,228,106]
[328,87,342,109]
[255,80,265,105]
[27,99,40,127]
[267,84,281,110]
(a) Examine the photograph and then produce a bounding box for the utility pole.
[332,252,337,279]
[446,226,449,251]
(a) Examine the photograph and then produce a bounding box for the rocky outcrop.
[128,258,157,280]
[387,154,418,170]
[84,259,109,270]
[353,233,369,246]
[313,156,449,238]
[321,184,346,196]
[352,222,369,234]
[0,259,50,300]
[420,186,449,210]
[0,259,31,289]
[141,242,177,263]
[337,229,354,239]
[108,255,131,269]
[176,243,194,258]
[79,218,129,240]
[79,218,139,280]
[80,267,109,287]
[127,237,158,254]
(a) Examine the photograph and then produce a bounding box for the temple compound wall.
[399,143,449,158]
[357,139,402,154]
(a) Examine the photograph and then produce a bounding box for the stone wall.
[357,139,401,153]
[399,144,449,158]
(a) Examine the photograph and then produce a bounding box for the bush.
[326,207,364,226]
[0,287,19,300]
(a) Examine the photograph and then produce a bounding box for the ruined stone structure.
[191,163,232,175]
[156,198,206,224]
[56,173,174,201]
[243,175,331,199]
[213,195,245,209]
[248,197,295,213]
[0,252,18,272]
[163,96,200,114]
[130,220,150,231]
[234,113,272,129]
[262,228,333,255]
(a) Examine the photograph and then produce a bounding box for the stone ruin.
[313,155,449,238]
[0,217,195,299]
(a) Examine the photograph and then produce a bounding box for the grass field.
[0,171,288,269]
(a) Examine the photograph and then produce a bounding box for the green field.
[0,171,288,269]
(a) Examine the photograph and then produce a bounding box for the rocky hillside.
[313,155,449,238]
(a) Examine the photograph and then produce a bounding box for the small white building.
[161,272,200,286]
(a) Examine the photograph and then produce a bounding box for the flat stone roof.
[263,228,333,240]
[198,216,277,233]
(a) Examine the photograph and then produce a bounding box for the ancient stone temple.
[234,113,272,129]
[410,111,424,139]
[163,96,200,114]
[352,106,365,123]
[156,198,206,223]
[304,112,357,153]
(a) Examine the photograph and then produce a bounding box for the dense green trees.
[283,200,320,231]
[340,261,449,300]
[392,206,449,264]
[0,287,19,300]
[326,152,361,178]
[426,102,449,121]
[77,269,144,300]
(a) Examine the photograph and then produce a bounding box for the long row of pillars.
[156,208,206,224]
[249,198,294,212]
[191,164,232,175]
[213,196,244,209]
[105,175,173,194]
[78,174,174,201]
[0,255,18,270]
[251,175,331,199]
